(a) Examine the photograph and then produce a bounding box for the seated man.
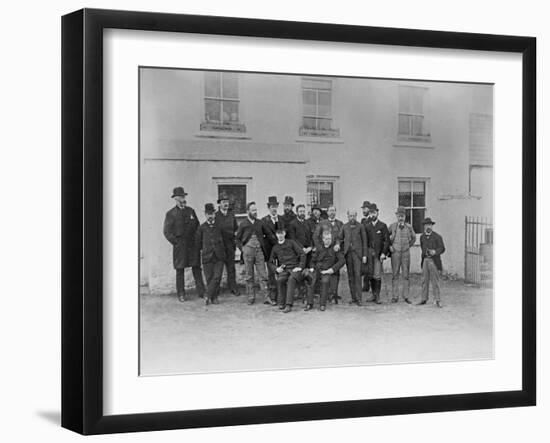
[305,230,345,311]
[268,227,306,313]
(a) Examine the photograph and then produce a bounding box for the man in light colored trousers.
[388,206,416,304]
[417,217,446,308]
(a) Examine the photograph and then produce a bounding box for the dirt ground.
[139,271,493,376]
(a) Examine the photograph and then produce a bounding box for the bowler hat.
[395,206,407,215]
[217,191,229,203]
[283,196,295,206]
[422,217,436,225]
[204,203,216,214]
[267,196,279,206]
[361,200,372,209]
[369,203,379,212]
[311,204,322,212]
[171,186,188,198]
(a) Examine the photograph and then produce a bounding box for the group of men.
[163,186,446,311]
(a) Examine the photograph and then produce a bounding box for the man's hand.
[303,247,312,254]
[380,253,387,260]
[276,266,285,274]
[292,267,302,273]
[309,268,314,273]
[321,268,334,275]
[429,249,436,256]
[333,244,340,252]
[362,256,367,264]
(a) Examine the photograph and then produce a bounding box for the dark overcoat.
[287,217,313,248]
[214,209,238,250]
[195,221,226,264]
[339,222,368,257]
[261,215,286,261]
[313,218,344,250]
[163,205,200,269]
[235,217,274,260]
[420,231,446,271]
[365,220,391,257]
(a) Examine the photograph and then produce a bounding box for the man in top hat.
[262,196,286,301]
[236,201,276,305]
[215,191,240,296]
[418,217,446,308]
[268,227,307,313]
[281,196,297,229]
[339,209,368,306]
[313,205,344,303]
[163,187,206,302]
[360,201,374,293]
[305,230,345,311]
[195,203,226,305]
[388,206,416,304]
[364,203,390,304]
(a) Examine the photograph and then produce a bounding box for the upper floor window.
[201,72,246,133]
[398,85,430,141]
[300,78,340,138]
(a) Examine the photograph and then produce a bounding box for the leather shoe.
[304,304,313,311]
[231,288,241,296]
[416,300,427,305]
[247,298,255,305]
[283,305,292,313]
[278,304,285,310]
[404,298,412,304]
[204,298,210,305]
[320,305,326,311]
[177,294,186,303]
[355,300,362,306]
[212,298,219,305]
[435,301,443,308]
[391,298,398,303]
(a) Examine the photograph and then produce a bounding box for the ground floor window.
[398,178,427,234]
[307,177,336,213]
[216,182,247,216]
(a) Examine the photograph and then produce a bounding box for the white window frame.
[213,177,252,217]
[300,78,340,138]
[397,85,431,143]
[397,177,429,240]
[306,175,339,214]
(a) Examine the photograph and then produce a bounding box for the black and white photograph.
[139,68,494,376]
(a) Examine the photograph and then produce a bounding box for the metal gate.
[464,216,493,286]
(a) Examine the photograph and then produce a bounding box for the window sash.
[205,72,240,124]
[302,81,333,129]
[398,179,427,233]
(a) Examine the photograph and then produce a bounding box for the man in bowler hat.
[339,209,368,305]
[388,206,416,303]
[195,203,226,305]
[417,217,446,308]
[215,191,240,296]
[262,196,285,302]
[360,201,374,294]
[163,187,206,302]
[364,203,390,304]
[281,195,297,228]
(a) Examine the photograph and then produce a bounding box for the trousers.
[391,250,411,300]
[345,252,363,302]
[203,260,224,301]
[421,257,441,301]
[275,269,309,306]
[176,266,205,296]
[242,245,268,302]
[307,271,337,306]
[222,242,238,291]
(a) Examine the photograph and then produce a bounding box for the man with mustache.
[417,217,446,308]
[388,206,416,304]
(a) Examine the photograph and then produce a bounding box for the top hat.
[395,206,407,215]
[267,196,279,206]
[217,191,230,204]
[422,217,436,225]
[311,205,322,212]
[283,196,295,206]
[361,200,372,209]
[204,203,216,214]
[368,203,379,212]
[171,186,188,198]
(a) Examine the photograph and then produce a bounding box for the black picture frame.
[61,8,536,435]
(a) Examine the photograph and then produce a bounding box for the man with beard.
[306,205,323,241]
[417,217,446,308]
[364,203,390,304]
[281,195,297,229]
[268,227,307,313]
[261,196,285,302]
[339,209,368,306]
[313,205,344,303]
[214,192,240,296]
[236,202,276,305]
[360,200,374,295]
[163,186,206,302]
[287,204,314,302]
[195,203,226,305]
[388,206,416,304]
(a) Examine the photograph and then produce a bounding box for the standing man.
[215,191,240,296]
[339,209,368,306]
[305,230,345,311]
[163,186,206,302]
[288,204,314,264]
[388,206,416,304]
[236,202,276,305]
[360,200,373,294]
[268,228,307,313]
[306,205,323,235]
[281,196,297,229]
[313,205,344,303]
[195,203,226,305]
[417,217,446,308]
[262,196,285,302]
[364,203,390,304]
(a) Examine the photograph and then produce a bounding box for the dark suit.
[281,210,297,232]
[308,243,345,307]
[364,219,391,301]
[313,218,344,300]
[339,222,367,302]
[215,209,239,292]
[196,221,226,301]
[261,214,286,298]
[268,239,306,306]
[163,205,205,297]
[420,231,446,302]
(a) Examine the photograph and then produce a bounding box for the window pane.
[218,184,246,214]
[399,86,410,113]
[303,117,317,129]
[222,101,239,122]
[222,73,238,99]
[318,118,332,130]
[398,181,412,207]
[412,208,425,234]
[410,88,424,114]
[205,72,221,97]
[411,115,425,136]
[413,181,426,206]
[303,90,317,116]
[205,99,221,122]
[398,114,410,135]
[405,209,412,225]
[318,91,331,117]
